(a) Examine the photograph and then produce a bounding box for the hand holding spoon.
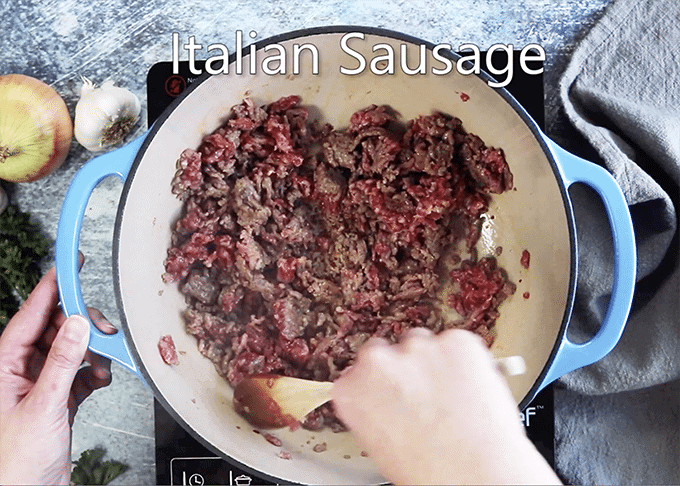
[233,355,526,429]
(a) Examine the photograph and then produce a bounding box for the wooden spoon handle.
[495,355,526,377]
[271,376,333,421]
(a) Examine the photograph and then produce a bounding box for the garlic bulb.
[74,77,141,152]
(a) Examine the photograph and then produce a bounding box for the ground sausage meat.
[163,96,515,431]
[158,335,179,365]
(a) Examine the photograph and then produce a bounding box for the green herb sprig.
[71,447,130,485]
[0,204,51,328]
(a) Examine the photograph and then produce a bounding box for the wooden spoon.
[233,374,333,429]
[233,355,526,429]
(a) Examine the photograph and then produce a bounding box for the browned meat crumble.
[163,96,515,431]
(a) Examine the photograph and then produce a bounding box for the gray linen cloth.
[553,0,679,483]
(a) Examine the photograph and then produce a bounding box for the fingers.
[398,327,435,354]
[86,307,117,334]
[0,268,59,357]
[74,364,113,401]
[34,307,66,357]
[68,364,113,425]
[40,307,116,347]
[437,328,498,368]
[27,307,114,418]
[0,253,84,357]
[83,308,115,381]
[402,326,434,340]
[352,328,434,365]
[356,335,389,352]
[30,315,90,413]
[37,307,115,379]
[335,328,491,396]
[333,336,393,401]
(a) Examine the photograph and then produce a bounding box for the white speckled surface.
[1,1,612,484]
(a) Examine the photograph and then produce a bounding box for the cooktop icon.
[187,472,204,485]
[234,474,252,485]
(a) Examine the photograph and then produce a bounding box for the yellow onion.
[0,74,73,182]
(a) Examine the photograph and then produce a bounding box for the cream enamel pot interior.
[56,27,636,485]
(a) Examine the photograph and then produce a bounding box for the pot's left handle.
[56,132,149,380]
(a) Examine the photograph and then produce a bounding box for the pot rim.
[111,25,577,482]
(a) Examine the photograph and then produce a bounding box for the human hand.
[331,328,561,485]
[0,265,116,486]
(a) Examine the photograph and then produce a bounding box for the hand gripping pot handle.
[56,132,149,381]
[537,136,637,391]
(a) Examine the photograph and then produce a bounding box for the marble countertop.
[2,1,613,483]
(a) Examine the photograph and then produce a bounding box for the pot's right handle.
[537,137,636,390]
[56,132,149,380]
